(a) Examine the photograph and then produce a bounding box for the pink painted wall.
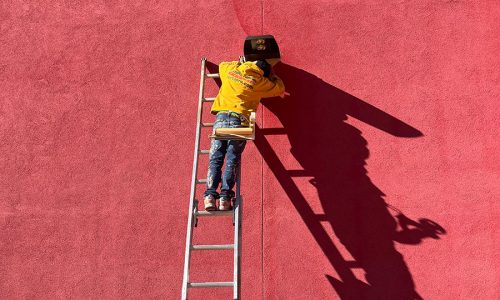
[1,1,498,299]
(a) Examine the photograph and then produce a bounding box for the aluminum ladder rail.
[181,57,244,300]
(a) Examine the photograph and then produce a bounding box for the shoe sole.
[205,205,217,211]
[218,205,232,211]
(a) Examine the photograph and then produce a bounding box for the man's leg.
[220,139,247,201]
[204,138,227,199]
[204,113,228,205]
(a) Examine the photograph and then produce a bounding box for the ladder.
[182,57,249,300]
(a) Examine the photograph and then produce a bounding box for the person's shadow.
[206,61,446,299]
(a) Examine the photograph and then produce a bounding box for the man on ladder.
[182,35,289,300]
[203,57,289,211]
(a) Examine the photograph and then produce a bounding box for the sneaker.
[218,197,232,211]
[204,195,216,211]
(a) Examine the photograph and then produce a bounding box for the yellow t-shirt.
[211,61,285,119]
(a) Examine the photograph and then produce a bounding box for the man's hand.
[279,91,290,98]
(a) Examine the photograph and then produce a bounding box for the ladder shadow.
[254,63,446,299]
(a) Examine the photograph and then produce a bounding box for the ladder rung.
[199,150,210,154]
[188,282,233,288]
[203,97,215,102]
[195,210,233,217]
[191,244,234,250]
[196,179,207,184]
[202,122,214,127]
[206,73,220,78]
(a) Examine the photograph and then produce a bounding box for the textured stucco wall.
[1,1,498,299]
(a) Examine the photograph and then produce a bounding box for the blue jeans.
[204,112,247,199]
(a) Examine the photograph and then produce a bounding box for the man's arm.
[257,75,286,98]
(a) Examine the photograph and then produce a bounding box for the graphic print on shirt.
[227,70,256,89]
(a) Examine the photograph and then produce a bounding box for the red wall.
[1,1,498,299]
